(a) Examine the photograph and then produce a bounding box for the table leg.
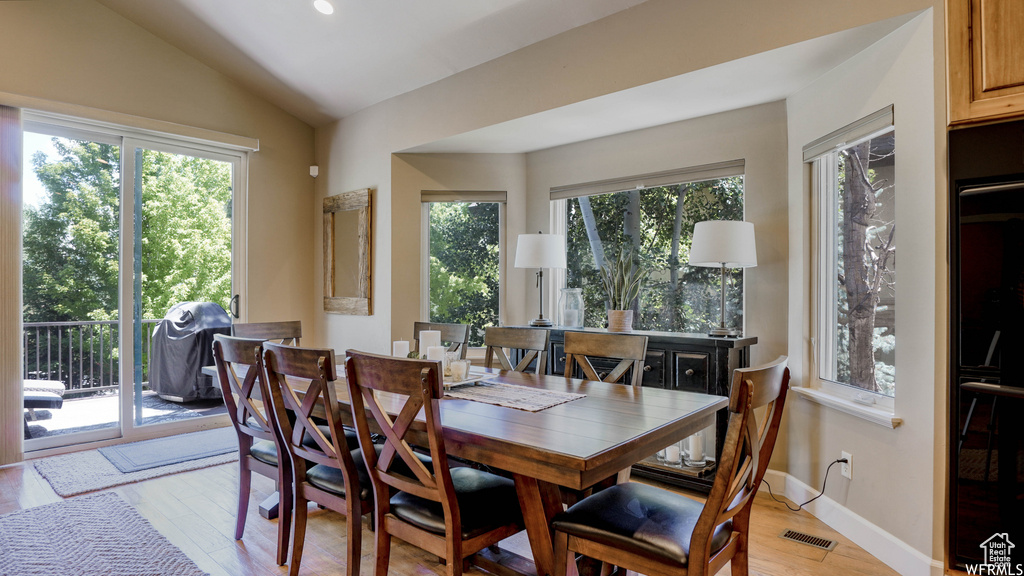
[513,474,566,576]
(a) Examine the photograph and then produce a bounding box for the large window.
[809,107,896,399]
[554,163,744,333]
[422,192,505,346]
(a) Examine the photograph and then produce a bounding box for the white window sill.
[791,386,903,429]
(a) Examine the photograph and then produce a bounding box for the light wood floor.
[0,459,899,576]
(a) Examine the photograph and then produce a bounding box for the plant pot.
[607,309,633,332]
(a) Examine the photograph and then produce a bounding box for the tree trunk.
[622,190,642,320]
[578,196,605,272]
[669,184,688,326]
[842,142,879,392]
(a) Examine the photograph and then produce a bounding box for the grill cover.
[149,302,231,402]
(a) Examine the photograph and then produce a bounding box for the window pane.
[826,129,896,396]
[428,202,500,346]
[564,177,744,332]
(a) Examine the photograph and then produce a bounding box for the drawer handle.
[643,365,652,372]
[599,372,608,379]
[559,356,566,362]
[685,369,695,376]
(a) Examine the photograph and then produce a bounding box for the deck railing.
[22,320,160,397]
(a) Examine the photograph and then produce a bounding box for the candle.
[688,432,706,465]
[419,330,442,353]
[392,340,410,357]
[665,444,681,465]
[426,345,447,361]
[450,360,470,382]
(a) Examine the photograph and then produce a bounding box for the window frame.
[419,191,507,346]
[806,106,896,412]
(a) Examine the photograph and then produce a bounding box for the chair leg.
[345,500,362,576]
[276,473,293,566]
[373,521,392,576]
[235,463,252,540]
[289,496,308,576]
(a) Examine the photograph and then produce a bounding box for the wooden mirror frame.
[323,188,372,315]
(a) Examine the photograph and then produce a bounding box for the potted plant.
[599,248,649,332]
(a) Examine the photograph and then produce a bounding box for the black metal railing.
[22,320,160,397]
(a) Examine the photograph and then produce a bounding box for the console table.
[516,326,756,492]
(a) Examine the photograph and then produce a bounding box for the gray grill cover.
[149,302,231,401]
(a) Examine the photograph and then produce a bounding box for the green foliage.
[600,247,649,310]
[566,178,745,332]
[427,202,500,346]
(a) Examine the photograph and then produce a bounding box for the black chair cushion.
[250,440,279,466]
[23,392,63,410]
[551,482,732,567]
[389,466,522,540]
[306,444,432,502]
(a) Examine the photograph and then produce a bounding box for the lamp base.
[708,327,742,337]
[529,318,553,327]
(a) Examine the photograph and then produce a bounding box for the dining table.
[204,362,728,576]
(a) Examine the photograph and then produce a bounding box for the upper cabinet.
[948,0,1024,125]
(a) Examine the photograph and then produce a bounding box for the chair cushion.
[23,380,66,397]
[551,482,732,567]
[390,466,522,540]
[250,440,279,466]
[306,444,433,502]
[23,392,63,410]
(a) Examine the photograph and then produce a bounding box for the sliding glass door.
[22,118,245,452]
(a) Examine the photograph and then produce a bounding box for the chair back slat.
[213,335,274,442]
[232,320,302,346]
[345,351,461,523]
[261,342,356,475]
[689,355,790,569]
[563,331,648,386]
[413,321,471,359]
[483,327,550,374]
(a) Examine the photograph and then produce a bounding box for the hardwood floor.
[0,459,899,576]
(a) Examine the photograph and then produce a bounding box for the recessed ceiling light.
[313,0,334,15]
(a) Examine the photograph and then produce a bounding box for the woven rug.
[99,427,237,472]
[0,492,208,575]
[35,446,237,498]
[445,381,585,412]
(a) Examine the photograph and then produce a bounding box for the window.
[551,162,744,333]
[808,106,896,399]
[421,191,505,346]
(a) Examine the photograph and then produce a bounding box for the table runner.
[445,380,585,412]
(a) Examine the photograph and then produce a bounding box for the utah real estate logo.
[967,533,1023,575]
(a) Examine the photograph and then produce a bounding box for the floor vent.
[779,529,838,551]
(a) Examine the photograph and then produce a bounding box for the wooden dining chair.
[344,350,525,576]
[232,320,302,346]
[552,356,790,576]
[212,335,292,566]
[563,331,649,386]
[483,326,550,374]
[261,342,368,576]
[413,321,470,359]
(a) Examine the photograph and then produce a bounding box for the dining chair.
[232,320,302,346]
[261,342,368,576]
[551,356,790,576]
[563,331,649,386]
[483,326,550,374]
[413,321,470,359]
[212,334,292,566]
[344,350,525,576]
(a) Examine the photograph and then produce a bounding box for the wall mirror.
[324,188,372,315]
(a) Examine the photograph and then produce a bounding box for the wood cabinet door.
[949,0,1024,124]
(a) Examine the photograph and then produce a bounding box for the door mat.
[0,492,208,575]
[98,427,237,473]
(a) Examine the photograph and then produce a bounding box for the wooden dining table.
[206,363,728,576]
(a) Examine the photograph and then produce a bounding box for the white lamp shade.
[514,233,567,269]
[688,220,757,268]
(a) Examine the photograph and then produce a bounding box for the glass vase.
[558,288,584,328]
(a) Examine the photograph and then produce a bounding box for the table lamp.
[515,233,567,327]
[688,220,757,337]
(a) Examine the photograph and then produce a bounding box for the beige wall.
[786,10,943,566]
[0,0,316,326]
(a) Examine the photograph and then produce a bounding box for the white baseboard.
[761,470,944,576]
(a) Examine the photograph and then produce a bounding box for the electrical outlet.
[841,451,852,479]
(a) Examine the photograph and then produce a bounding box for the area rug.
[98,427,237,472]
[34,446,237,498]
[0,492,208,575]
